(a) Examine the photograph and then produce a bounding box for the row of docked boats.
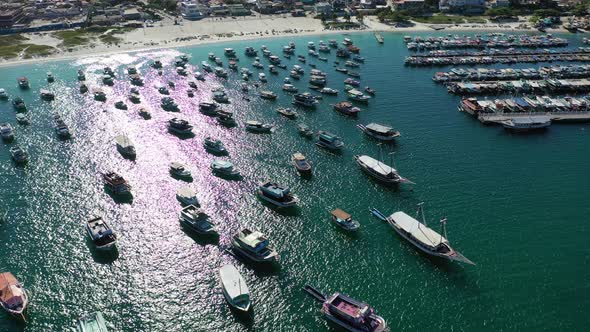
[446,78,590,95]
[432,64,590,83]
[405,33,568,51]
[459,95,590,115]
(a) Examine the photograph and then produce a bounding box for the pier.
[405,49,590,66]
[432,65,590,83]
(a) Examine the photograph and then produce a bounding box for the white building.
[180,1,204,20]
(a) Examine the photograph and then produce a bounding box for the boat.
[114,101,128,110]
[258,73,267,82]
[344,78,360,86]
[259,90,277,100]
[54,115,71,138]
[0,123,15,141]
[269,65,278,74]
[213,90,229,103]
[357,123,400,142]
[277,107,297,119]
[201,61,212,72]
[102,75,114,86]
[318,56,328,62]
[211,159,240,178]
[12,97,26,111]
[316,131,344,151]
[129,92,141,103]
[229,60,238,70]
[343,38,353,46]
[329,40,338,48]
[208,52,216,60]
[76,312,108,332]
[297,123,314,137]
[333,101,361,117]
[0,272,28,319]
[330,209,360,231]
[195,71,205,81]
[320,88,338,95]
[232,228,279,263]
[348,71,361,78]
[204,137,228,154]
[103,171,131,195]
[40,89,55,101]
[354,155,411,185]
[289,41,296,49]
[15,113,30,125]
[282,84,298,93]
[161,97,179,111]
[77,70,86,81]
[384,203,475,265]
[199,102,218,115]
[335,67,348,73]
[364,87,376,95]
[258,181,299,208]
[293,93,318,108]
[151,60,163,69]
[336,48,350,58]
[10,146,28,164]
[0,88,7,100]
[104,67,115,77]
[214,57,223,66]
[219,265,251,312]
[290,70,301,79]
[501,116,551,132]
[245,120,272,133]
[168,118,193,135]
[308,41,316,50]
[353,55,366,62]
[217,109,236,126]
[86,216,118,251]
[170,162,192,179]
[345,61,359,68]
[93,89,106,101]
[127,66,138,75]
[80,84,88,94]
[224,48,236,56]
[187,89,194,98]
[293,65,304,74]
[348,89,370,103]
[179,205,217,235]
[17,77,29,89]
[298,55,306,63]
[138,107,151,119]
[245,47,257,56]
[176,186,198,206]
[177,66,188,76]
[241,67,253,77]
[309,75,326,86]
[215,67,228,78]
[115,135,136,158]
[292,152,312,175]
[157,85,169,95]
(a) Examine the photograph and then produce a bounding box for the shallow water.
[0,31,589,331]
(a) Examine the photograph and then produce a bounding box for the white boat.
[258,181,298,208]
[259,90,277,100]
[354,155,412,185]
[357,123,400,141]
[232,228,279,263]
[245,120,272,133]
[259,73,267,82]
[0,123,15,141]
[214,67,228,78]
[10,146,28,164]
[179,205,217,235]
[219,264,251,312]
[168,118,193,135]
[40,89,55,100]
[115,135,136,158]
[211,159,240,178]
[0,88,8,99]
[195,71,205,81]
[277,107,297,119]
[76,312,108,332]
[176,186,198,206]
[138,107,151,119]
[316,131,343,151]
[86,216,117,251]
[282,84,298,93]
[170,162,192,179]
[320,87,338,95]
[0,272,28,319]
[203,137,227,154]
[501,116,551,131]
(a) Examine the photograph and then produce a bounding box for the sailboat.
[354,145,412,185]
[378,203,475,265]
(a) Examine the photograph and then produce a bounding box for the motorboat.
[229,60,238,70]
[211,159,240,178]
[224,48,236,56]
[102,75,114,86]
[204,137,228,154]
[320,88,339,95]
[293,93,318,108]
[316,131,344,151]
[213,90,229,103]
[258,73,267,82]
[103,171,131,195]
[353,55,365,62]
[293,65,304,74]
[208,52,216,60]
[330,209,360,231]
[187,89,194,98]
[269,55,281,64]
[217,110,236,127]
[501,116,551,132]
[12,97,26,111]
[333,101,361,117]
[170,162,192,179]
[357,123,400,141]
[161,97,179,111]
[269,65,278,74]
[219,264,251,312]
[309,76,326,86]
[290,70,301,79]
[232,229,279,263]
[0,123,15,141]
[344,78,360,86]
[277,107,297,119]
[0,272,28,319]
[289,41,296,49]
[354,155,411,185]
[168,118,193,135]
[215,67,228,78]
[297,123,314,137]
[176,66,188,76]
[318,56,328,61]
[47,72,55,83]
[365,87,376,95]
[17,77,29,89]
[199,102,218,116]
[348,71,361,78]
[347,89,370,103]
[241,67,253,77]
[10,146,28,164]
[176,186,198,206]
[345,61,359,68]
[127,66,138,75]
[335,67,348,74]
[77,70,86,81]
[298,55,306,63]
[114,101,128,110]
[308,41,316,50]
[129,92,141,103]
[151,60,163,69]
[283,46,295,54]
[86,216,117,251]
[138,107,151,119]
[157,85,169,95]
[245,120,272,133]
[214,57,223,66]
[195,71,205,81]
[259,90,277,100]
[80,84,88,94]
[0,89,7,100]
[76,312,108,332]
[283,84,298,93]
[40,89,55,101]
[15,113,30,125]
[258,181,299,208]
[179,205,217,235]
[245,47,257,56]
[201,61,212,72]
[115,135,136,158]
[292,152,312,175]
[54,115,71,138]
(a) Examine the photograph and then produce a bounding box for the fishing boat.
[330,209,360,231]
[258,181,299,208]
[259,90,277,100]
[40,89,55,101]
[176,186,198,206]
[77,70,86,81]
[15,113,30,125]
[138,107,151,119]
[384,203,475,265]
[354,155,411,185]
[298,123,314,137]
[204,137,227,154]
[293,93,318,108]
[0,123,15,141]
[103,171,131,195]
[217,109,236,126]
[54,115,71,138]
[12,97,26,111]
[501,116,551,132]
[320,87,339,95]
[115,135,136,158]
[114,101,128,110]
[211,159,240,178]
[347,89,370,103]
[292,152,312,175]
[245,120,272,133]
[316,131,344,151]
[86,216,118,251]
[282,84,298,93]
[168,118,193,135]
[10,146,28,164]
[357,123,400,141]
[179,205,217,235]
[219,264,251,312]
[232,229,279,263]
[76,312,108,332]
[17,77,29,89]
[333,101,361,117]
[0,272,28,320]
[277,107,297,119]
[199,102,218,116]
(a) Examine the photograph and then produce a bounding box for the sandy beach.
[0,15,568,68]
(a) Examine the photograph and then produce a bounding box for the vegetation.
[323,21,361,29]
[52,30,92,48]
[22,45,57,59]
[412,14,468,24]
[0,35,56,60]
[485,7,518,17]
[52,27,133,48]
[146,0,178,12]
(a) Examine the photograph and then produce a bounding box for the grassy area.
[323,21,361,29]
[23,45,57,59]
[0,35,30,59]
[465,17,488,24]
[412,15,466,24]
[52,27,134,48]
[52,30,92,48]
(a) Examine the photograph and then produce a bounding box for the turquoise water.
[0,31,589,331]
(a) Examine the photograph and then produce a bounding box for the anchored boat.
[219,264,251,312]
[179,205,217,235]
[258,182,298,208]
[231,228,279,264]
[86,216,118,251]
[77,312,108,332]
[0,272,28,320]
[330,209,360,232]
[357,123,400,141]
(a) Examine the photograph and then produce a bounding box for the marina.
[446,78,590,95]
[405,34,568,51]
[432,64,590,83]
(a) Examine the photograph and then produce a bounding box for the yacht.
[283,84,298,93]
[258,182,299,208]
[316,131,344,151]
[219,264,251,312]
[54,115,71,138]
[245,120,272,133]
[115,135,136,159]
[357,123,400,141]
[77,312,108,332]
[333,101,361,117]
[501,116,551,132]
[179,205,217,235]
[168,118,193,135]
[215,67,228,78]
[309,75,326,86]
[176,186,198,206]
[211,159,240,178]
[170,162,192,179]
[12,97,26,111]
[259,90,277,100]
[195,71,205,81]
[290,70,301,79]
[308,41,315,49]
[0,272,28,319]
[176,67,188,76]
[17,77,29,89]
[330,209,360,231]
[15,113,30,125]
[86,216,117,251]
[103,171,131,195]
[204,137,228,154]
[297,123,314,137]
[199,102,218,116]
[277,107,297,119]
[10,146,28,164]
[0,123,15,141]
[293,93,318,108]
[320,88,338,95]
[161,97,179,111]
[354,155,411,185]
[292,152,312,175]
[232,229,279,263]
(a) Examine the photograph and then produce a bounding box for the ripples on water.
[1,32,590,331]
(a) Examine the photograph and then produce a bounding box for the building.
[439,0,486,14]
[314,1,332,16]
[123,8,142,21]
[180,1,204,20]
[392,0,425,10]
[486,0,510,7]
[0,8,25,28]
[227,4,251,16]
[256,0,275,14]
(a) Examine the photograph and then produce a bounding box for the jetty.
[406,34,568,51]
[447,78,590,95]
[433,64,590,83]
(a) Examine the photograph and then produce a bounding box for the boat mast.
[440,216,448,243]
[417,202,426,226]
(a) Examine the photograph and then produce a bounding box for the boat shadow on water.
[87,241,120,264]
[180,225,219,246]
[226,304,255,328]
[257,199,301,217]
[225,248,282,277]
[170,173,193,183]
[104,188,134,204]
[168,131,195,140]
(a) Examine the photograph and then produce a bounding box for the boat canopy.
[390,211,448,247]
[357,155,397,177]
[509,116,551,125]
[331,209,351,221]
[240,230,269,252]
[0,273,25,308]
[365,123,393,134]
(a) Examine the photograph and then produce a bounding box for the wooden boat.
[219,265,251,312]
[357,123,400,142]
[86,216,117,251]
[0,272,28,320]
[354,155,412,185]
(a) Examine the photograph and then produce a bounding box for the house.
[314,1,332,16]
[439,0,486,14]
[123,8,142,21]
[0,8,25,28]
[180,1,204,20]
[256,0,275,14]
[392,0,425,10]
[227,4,251,16]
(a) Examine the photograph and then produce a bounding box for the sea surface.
[0,31,589,332]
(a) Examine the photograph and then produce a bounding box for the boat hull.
[258,192,297,208]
